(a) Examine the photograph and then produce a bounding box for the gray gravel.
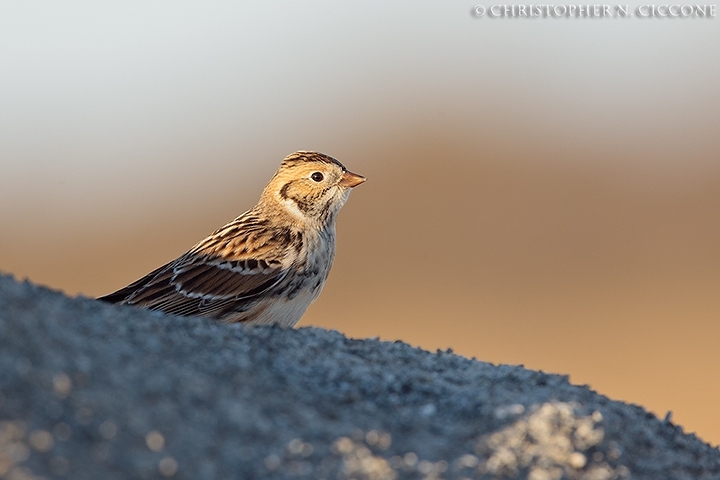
[0,273,718,480]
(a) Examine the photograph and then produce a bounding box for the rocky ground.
[0,273,718,479]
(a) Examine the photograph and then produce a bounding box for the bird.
[98,151,365,327]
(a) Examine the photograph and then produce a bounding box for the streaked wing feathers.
[99,210,304,321]
[97,263,172,304]
[99,252,288,319]
[172,257,286,300]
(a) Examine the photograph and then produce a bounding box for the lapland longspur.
[99,151,365,327]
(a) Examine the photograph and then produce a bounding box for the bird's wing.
[172,255,287,301]
[97,263,173,304]
[98,254,288,317]
[98,218,299,320]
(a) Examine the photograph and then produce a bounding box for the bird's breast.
[283,227,335,299]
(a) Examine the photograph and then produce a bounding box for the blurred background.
[1,1,719,445]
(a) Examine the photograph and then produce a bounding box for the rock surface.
[0,274,718,479]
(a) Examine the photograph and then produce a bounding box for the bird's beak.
[338,170,366,188]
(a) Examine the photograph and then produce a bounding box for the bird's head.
[261,151,366,226]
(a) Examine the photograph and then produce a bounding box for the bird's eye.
[311,172,324,182]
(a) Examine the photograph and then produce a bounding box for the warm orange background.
[1,4,719,446]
